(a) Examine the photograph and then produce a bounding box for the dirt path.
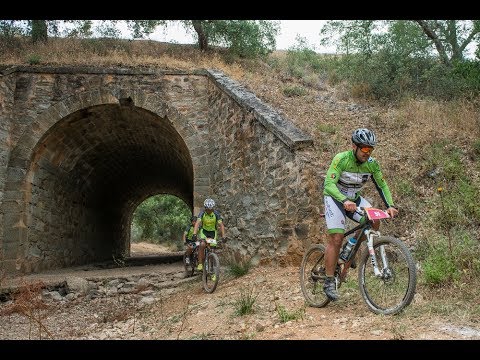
[130,241,173,256]
[2,246,480,340]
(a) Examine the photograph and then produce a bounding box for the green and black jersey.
[184,225,195,241]
[323,150,395,208]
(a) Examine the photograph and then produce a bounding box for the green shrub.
[423,249,459,286]
[283,85,307,97]
[286,36,323,77]
[227,259,251,278]
[315,51,480,102]
[233,286,257,316]
[27,54,41,64]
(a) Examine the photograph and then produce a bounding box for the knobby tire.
[358,236,417,315]
[299,244,331,308]
[202,252,220,293]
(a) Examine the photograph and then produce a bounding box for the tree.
[191,20,209,50]
[182,20,280,57]
[320,20,480,66]
[0,20,28,38]
[131,194,191,244]
[125,20,167,39]
[1,19,279,58]
[415,20,480,66]
[31,20,48,43]
[0,20,166,42]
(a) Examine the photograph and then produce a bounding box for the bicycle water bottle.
[339,237,357,262]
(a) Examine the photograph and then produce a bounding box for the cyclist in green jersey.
[192,198,225,272]
[182,215,198,265]
[322,128,398,301]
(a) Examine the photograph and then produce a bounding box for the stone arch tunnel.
[28,103,193,270]
[0,66,321,274]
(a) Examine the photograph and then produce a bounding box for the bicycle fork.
[364,229,388,278]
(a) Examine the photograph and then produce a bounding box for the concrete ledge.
[206,69,313,151]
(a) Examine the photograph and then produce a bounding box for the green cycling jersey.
[323,150,395,208]
[184,225,195,242]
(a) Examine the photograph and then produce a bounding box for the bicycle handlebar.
[355,207,396,221]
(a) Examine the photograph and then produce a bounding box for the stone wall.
[205,70,322,265]
[0,65,322,274]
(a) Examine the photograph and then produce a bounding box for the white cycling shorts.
[324,195,372,233]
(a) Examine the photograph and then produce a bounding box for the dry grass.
[0,279,53,339]
[0,36,247,81]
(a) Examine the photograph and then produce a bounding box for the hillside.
[1,37,479,340]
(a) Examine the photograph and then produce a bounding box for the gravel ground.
[1,260,480,341]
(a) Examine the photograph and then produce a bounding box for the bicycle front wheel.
[202,252,220,293]
[358,236,417,315]
[299,244,330,308]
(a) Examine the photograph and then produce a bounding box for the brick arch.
[2,88,199,273]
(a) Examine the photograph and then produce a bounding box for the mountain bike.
[300,207,417,315]
[183,241,200,277]
[183,237,221,293]
[201,237,221,293]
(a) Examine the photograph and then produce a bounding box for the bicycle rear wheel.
[183,252,195,277]
[358,236,417,315]
[202,252,220,293]
[299,244,330,308]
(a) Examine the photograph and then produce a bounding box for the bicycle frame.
[337,209,387,282]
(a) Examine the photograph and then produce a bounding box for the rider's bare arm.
[193,219,200,236]
[219,222,225,238]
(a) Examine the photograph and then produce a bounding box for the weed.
[275,303,305,323]
[27,54,41,65]
[240,331,257,339]
[189,332,212,340]
[317,123,336,134]
[227,258,252,278]
[422,245,459,286]
[283,85,307,97]
[233,286,257,316]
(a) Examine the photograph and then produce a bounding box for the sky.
[145,20,335,53]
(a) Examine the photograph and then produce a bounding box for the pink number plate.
[365,208,390,220]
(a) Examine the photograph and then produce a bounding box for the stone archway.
[2,89,198,273]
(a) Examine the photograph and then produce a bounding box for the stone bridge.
[0,65,322,275]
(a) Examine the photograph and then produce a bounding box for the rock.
[66,276,93,295]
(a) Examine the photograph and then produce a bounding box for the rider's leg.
[324,233,343,301]
[197,229,206,270]
[185,243,192,264]
[185,243,193,256]
[324,233,344,277]
[323,196,348,301]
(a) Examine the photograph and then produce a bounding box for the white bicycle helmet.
[204,198,215,209]
[351,128,377,147]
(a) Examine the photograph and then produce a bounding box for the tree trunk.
[31,20,48,43]
[192,20,208,51]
